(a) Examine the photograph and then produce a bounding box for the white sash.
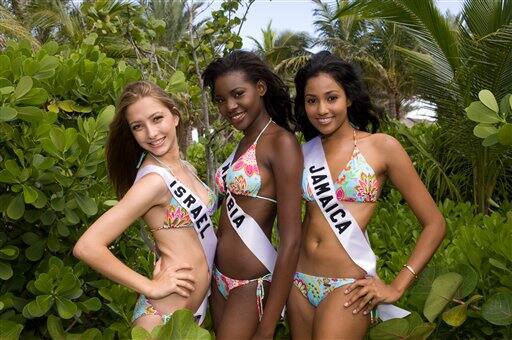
[219,149,277,273]
[135,165,218,323]
[302,137,409,321]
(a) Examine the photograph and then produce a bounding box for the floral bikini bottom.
[293,271,355,307]
[132,294,173,324]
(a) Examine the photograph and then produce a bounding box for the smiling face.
[125,96,179,157]
[212,70,267,131]
[304,72,352,137]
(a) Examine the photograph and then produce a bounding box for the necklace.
[150,154,183,176]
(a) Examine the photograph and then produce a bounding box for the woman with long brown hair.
[74,81,217,331]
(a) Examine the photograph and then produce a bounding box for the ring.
[368,299,373,305]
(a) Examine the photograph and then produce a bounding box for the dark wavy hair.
[202,50,294,132]
[294,51,380,141]
[106,81,180,198]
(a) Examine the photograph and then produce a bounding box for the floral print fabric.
[293,272,355,307]
[302,146,379,203]
[132,294,172,323]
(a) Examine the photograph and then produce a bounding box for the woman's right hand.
[146,259,195,300]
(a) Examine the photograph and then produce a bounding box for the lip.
[229,111,246,124]
[148,137,165,148]
[316,117,335,125]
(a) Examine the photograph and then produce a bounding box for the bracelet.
[403,264,418,279]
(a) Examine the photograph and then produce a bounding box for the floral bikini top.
[302,131,379,203]
[141,159,217,231]
[214,119,276,203]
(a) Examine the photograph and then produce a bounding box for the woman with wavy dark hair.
[288,51,446,339]
[74,81,217,331]
[202,50,302,339]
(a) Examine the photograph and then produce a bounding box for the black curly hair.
[202,50,295,132]
[294,51,380,141]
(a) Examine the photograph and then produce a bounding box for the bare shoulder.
[267,125,300,150]
[368,133,404,153]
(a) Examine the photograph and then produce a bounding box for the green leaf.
[482,133,498,147]
[454,264,478,299]
[64,208,79,225]
[473,124,498,139]
[478,90,499,112]
[465,101,501,124]
[51,197,65,211]
[16,106,44,123]
[75,193,98,216]
[499,94,511,116]
[25,240,45,261]
[0,245,19,259]
[34,273,54,294]
[481,292,512,326]
[0,262,13,280]
[0,106,17,121]
[442,304,467,327]
[166,71,188,94]
[55,272,78,295]
[55,297,77,319]
[489,258,511,272]
[0,86,14,95]
[23,294,53,318]
[17,88,49,106]
[83,33,98,45]
[405,323,436,340]
[423,272,463,322]
[368,318,409,340]
[57,100,75,112]
[0,320,23,340]
[97,105,115,132]
[155,309,211,339]
[50,126,66,151]
[7,194,25,220]
[47,102,59,113]
[47,314,65,340]
[13,76,33,99]
[132,325,151,340]
[497,123,512,145]
[81,297,101,312]
[5,159,21,177]
[0,170,16,183]
[22,184,38,204]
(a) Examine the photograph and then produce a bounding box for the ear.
[170,107,180,126]
[256,80,267,97]
[346,98,352,107]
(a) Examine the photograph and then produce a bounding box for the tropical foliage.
[0,0,511,339]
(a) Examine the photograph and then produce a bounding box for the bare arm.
[73,174,194,299]
[345,134,446,314]
[256,132,303,338]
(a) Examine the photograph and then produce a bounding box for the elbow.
[73,239,94,262]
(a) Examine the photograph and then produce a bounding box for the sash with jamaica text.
[302,137,409,321]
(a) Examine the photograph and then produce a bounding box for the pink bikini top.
[214,120,276,203]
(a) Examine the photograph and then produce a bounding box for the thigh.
[215,281,268,340]
[313,287,369,340]
[287,286,314,340]
[133,315,163,332]
[210,278,226,332]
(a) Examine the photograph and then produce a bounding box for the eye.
[131,124,142,131]
[306,97,316,104]
[327,95,338,102]
[214,97,224,104]
[153,115,163,123]
[234,90,244,98]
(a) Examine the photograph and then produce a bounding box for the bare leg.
[215,281,269,339]
[133,315,163,332]
[210,278,226,332]
[287,286,314,340]
[313,287,369,340]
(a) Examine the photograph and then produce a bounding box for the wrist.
[142,278,155,298]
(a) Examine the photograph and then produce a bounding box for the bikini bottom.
[213,266,272,321]
[293,271,355,307]
[132,294,173,324]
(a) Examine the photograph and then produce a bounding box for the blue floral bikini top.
[302,131,379,203]
[214,120,276,203]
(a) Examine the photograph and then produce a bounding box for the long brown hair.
[106,81,180,198]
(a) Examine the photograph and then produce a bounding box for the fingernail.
[344,289,348,293]
[352,309,357,314]
[344,302,348,307]
[363,311,367,315]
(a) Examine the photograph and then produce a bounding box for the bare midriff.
[297,201,378,279]
[215,194,276,279]
[145,218,210,315]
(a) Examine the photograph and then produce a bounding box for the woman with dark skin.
[202,51,302,339]
[287,51,446,339]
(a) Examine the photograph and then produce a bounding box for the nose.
[146,124,158,139]
[318,99,328,116]
[226,97,238,112]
